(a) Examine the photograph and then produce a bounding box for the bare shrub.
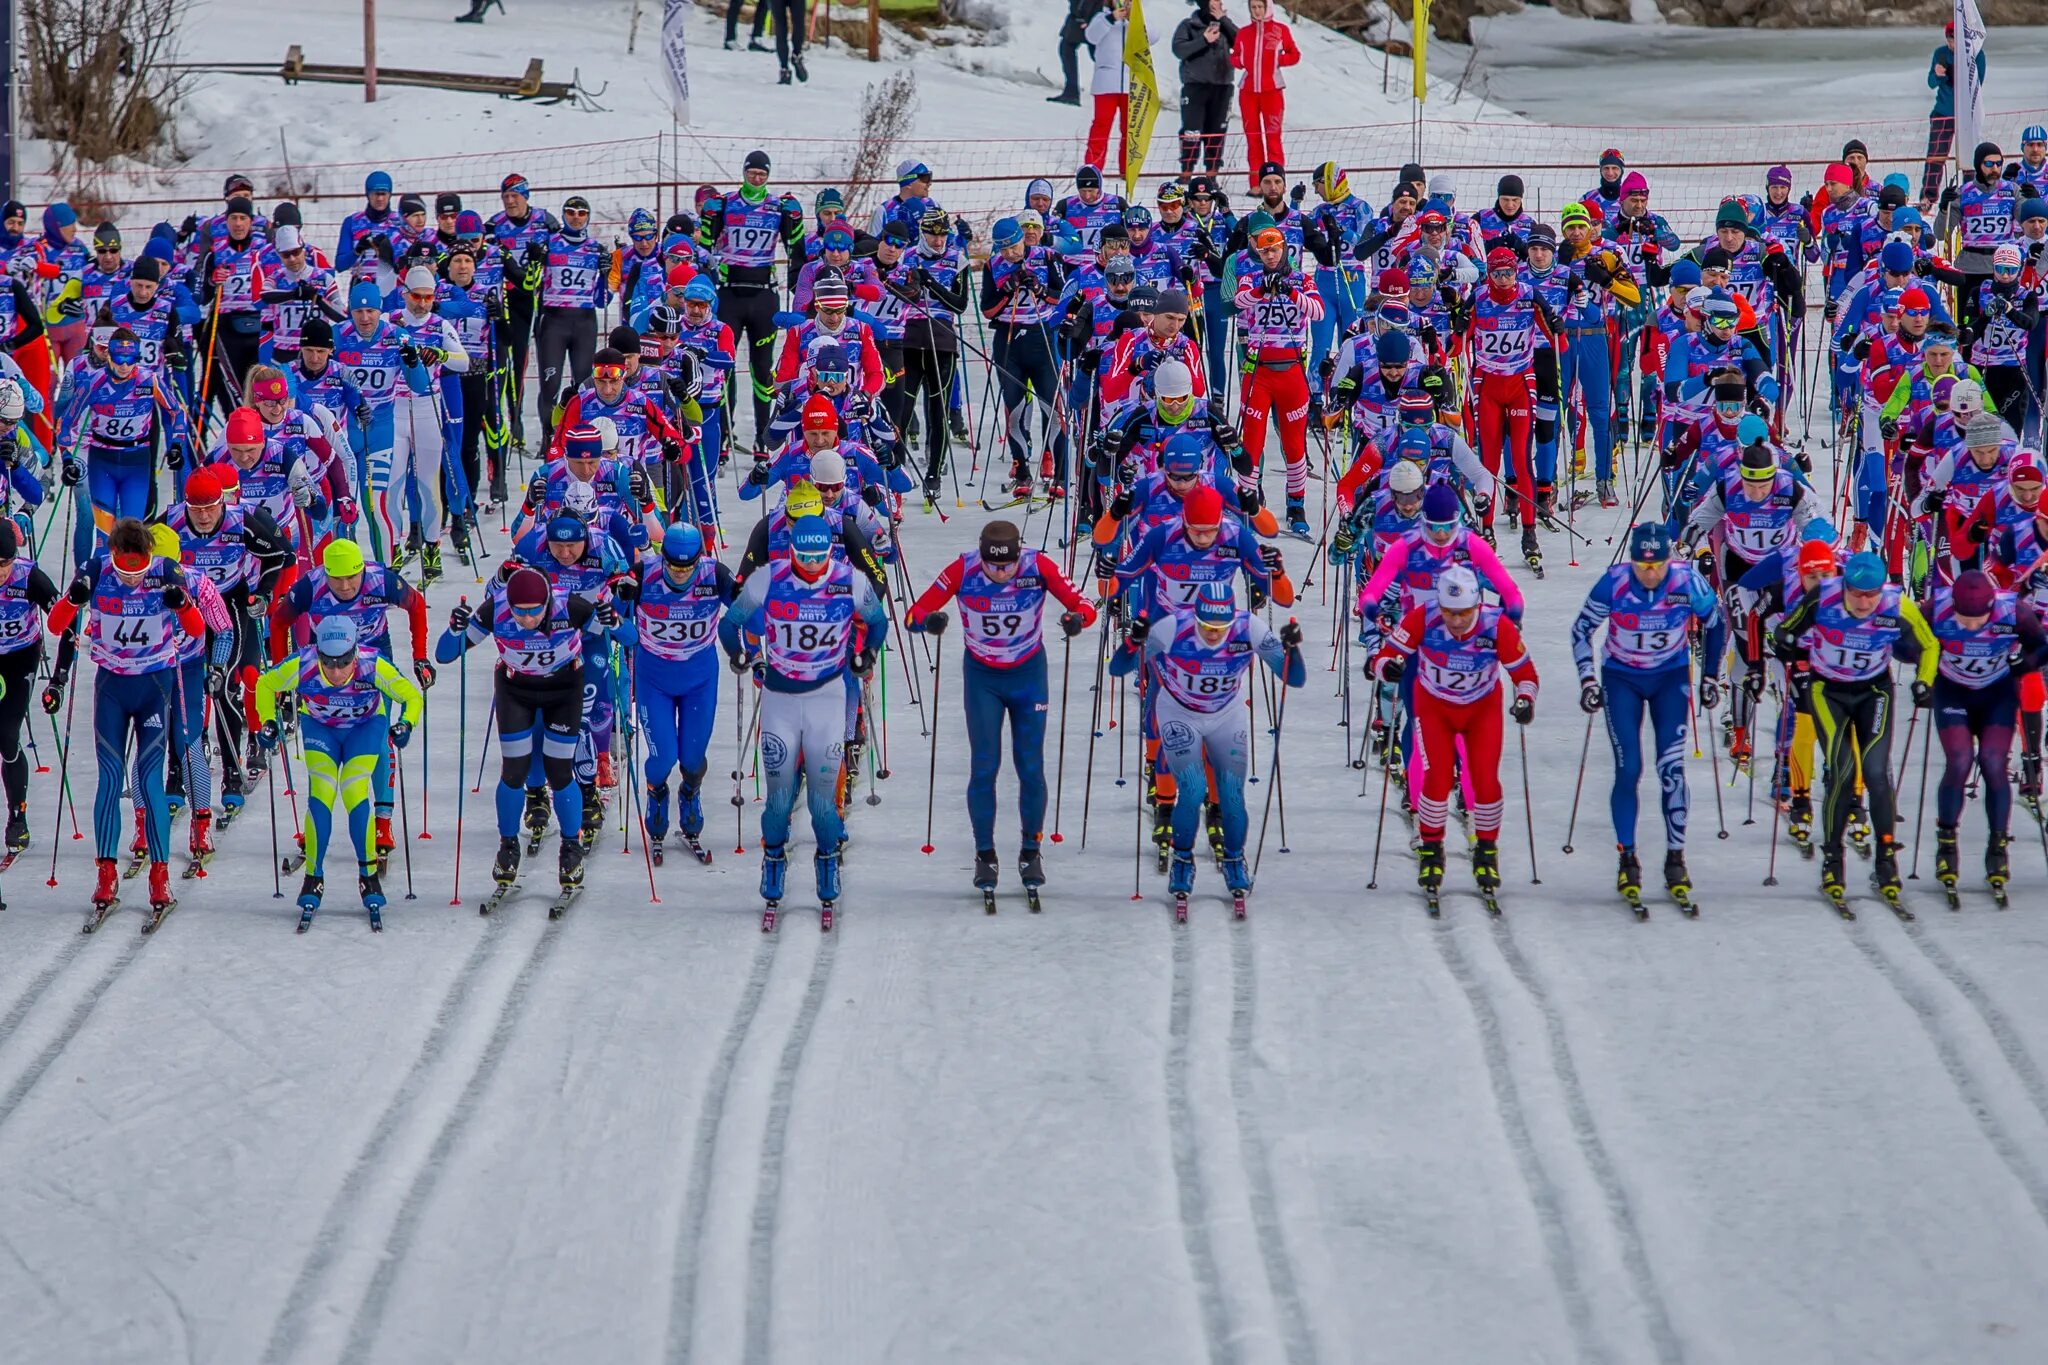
[844,68,919,223]
[23,0,191,173]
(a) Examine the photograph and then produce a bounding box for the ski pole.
[46,678,79,889]
[451,637,467,907]
[1080,613,1111,850]
[1518,723,1542,885]
[1763,685,1786,887]
[1560,710,1595,854]
[394,732,417,900]
[267,743,283,899]
[1050,627,1073,843]
[1253,653,1292,875]
[732,678,762,856]
[471,697,497,793]
[1702,679,1730,842]
[1363,687,1394,889]
[1909,698,1934,880]
[918,629,945,854]
[624,652,660,902]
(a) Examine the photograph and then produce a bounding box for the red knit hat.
[183,469,223,507]
[1182,484,1223,530]
[226,407,263,445]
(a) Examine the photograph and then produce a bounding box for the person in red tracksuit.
[1372,563,1540,899]
[1234,226,1324,538]
[1230,0,1299,191]
[1465,245,1562,565]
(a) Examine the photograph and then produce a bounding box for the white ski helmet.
[1388,460,1425,496]
[1438,565,1481,610]
[808,449,847,486]
[590,415,619,452]
[1154,358,1194,400]
[0,380,22,425]
[563,479,599,521]
[1949,379,1985,417]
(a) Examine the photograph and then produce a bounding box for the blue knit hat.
[365,170,393,195]
[1670,259,1702,288]
[347,281,383,312]
[1376,329,1412,366]
[1880,240,1916,274]
[1843,551,1886,592]
[990,217,1023,250]
[1422,484,1460,526]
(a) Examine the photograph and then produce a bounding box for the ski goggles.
[1900,304,1932,319]
[107,337,141,365]
[591,362,628,381]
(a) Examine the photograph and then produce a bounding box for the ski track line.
[1228,925,1318,1365]
[1487,918,1687,1365]
[1432,921,1609,1365]
[0,934,145,1142]
[665,933,779,1365]
[1166,926,1233,1365]
[1898,920,2048,1134]
[1843,921,2048,1231]
[741,929,838,1365]
[260,913,515,1365]
[336,919,565,1365]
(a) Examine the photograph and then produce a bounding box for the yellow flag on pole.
[1412,0,1431,103]
[1123,0,1160,198]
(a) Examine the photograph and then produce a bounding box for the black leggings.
[0,644,41,812]
[1812,678,1897,852]
[771,0,804,65]
[994,323,1069,481]
[1179,81,1231,176]
[903,344,960,483]
[497,670,582,794]
[535,307,598,448]
[451,369,488,523]
[502,291,536,443]
[1983,365,2030,436]
[719,285,781,442]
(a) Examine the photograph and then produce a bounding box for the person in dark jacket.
[1923,19,1986,207]
[1172,0,1238,178]
[1051,0,1105,106]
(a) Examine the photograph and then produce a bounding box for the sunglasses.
[563,207,590,217]
[1902,308,1932,318]
[1165,469,1200,484]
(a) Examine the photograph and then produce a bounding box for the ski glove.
[391,721,414,750]
[256,720,281,752]
[1698,676,1720,710]
[1911,679,1935,708]
[1511,696,1535,725]
[414,661,437,689]
[61,458,83,487]
[448,602,474,635]
[1279,619,1303,650]
[1060,610,1089,638]
[1579,681,1604,714]
[40,678,64,715]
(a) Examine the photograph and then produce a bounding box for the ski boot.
[1220,853,1250,918]
[2021,751,2043,802]
[596,750,617,789]
[188,809,214,873]
[1520,521,1541,570]
[1009,458,1033,500]
[493,837,521,885]
[1987,834,2011,906]
[791,50,808,82]
[816,847,841,903]
[921,470,942,504]
[1286,495,1310,539]
[1472,837,1502,897]
[1846,799,1872,854]
[1664,849,1695,915]
[1168,847,1196,922]
[298,874,323,911]
[360,872,386,929]
[369,814,392,872]
[1535,485,1556,521]
[1820,846,1850,914]
[949,409,970,444]
[760,844,788,904]
[1616,844,1643,907]
[6,801,28,854]
[579,781,605,848]
[523,786,551,847]
[1873,834,1906,913]
[1596,478,1618,508]
[552,838,584,918]
[973,849,1000,912]
[1205,800,1225,861]
[92,856,119,907]
[1417,838,1446,911]
[1787,792,1814,850]
[678,783,704,839]
[645,781,671,844]
[1017,844,1045,911]
[146,861,175,926]
[1151,797,1173,869]
[1935,825,1960,892]
[420,543,443,586]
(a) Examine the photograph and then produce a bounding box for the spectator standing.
[1231,0,1299,191]
[1924,19,1986,207]
[1172,0,1238,178]
[1051,0,1105,107]
[1085,2,1131,178]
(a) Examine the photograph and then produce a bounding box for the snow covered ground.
[6,6,2048,1364]
[4,347,2048,1362]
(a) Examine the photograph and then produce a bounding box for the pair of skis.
[479,876,582,921]
[1171,888,1245,924]
[762,898,832,934]
[297,877,387,934]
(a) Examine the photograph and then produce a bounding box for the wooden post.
[868,0,879,62]
[363,0,377,103]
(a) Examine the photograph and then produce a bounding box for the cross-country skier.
[719,515,890,929]
[908,519,1097,902]
[1572,522,1727,908]
[0,519,66,856]
[254,615,423,922]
